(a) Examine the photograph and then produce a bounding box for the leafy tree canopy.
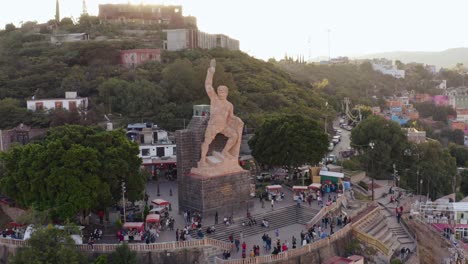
[0,125,144,222]
[107,243,138,264]
[350,115,408,179]
[10,228,84,264]
[249,114,329,169]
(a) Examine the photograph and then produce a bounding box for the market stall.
[122,222,144,242]
[319,170,344,193]
[151,198,170,206]
[145,214,160,230]
[266,185,282,201]
[308,183,322,200]
[292,186,308,200]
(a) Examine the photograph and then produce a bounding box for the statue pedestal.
[178,170,253,218]
[190,151,244,177]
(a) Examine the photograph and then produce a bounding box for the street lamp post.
[419,179,423,203]
[369,142,375,201]
[121,181,126,223]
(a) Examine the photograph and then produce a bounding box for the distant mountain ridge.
[357,48,468,68]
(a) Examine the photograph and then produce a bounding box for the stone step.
[368,221,387,236]
[398,237,413,244]
[194,205,319,242]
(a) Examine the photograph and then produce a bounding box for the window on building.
[173,147,176,154]
[35,102,43,111]
[69,101,77,111]
[141,148,150,156]
[156,147,165,157]
[55,101,63,109]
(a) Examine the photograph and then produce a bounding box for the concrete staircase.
[191,205,319,242]
[355,208,399,254]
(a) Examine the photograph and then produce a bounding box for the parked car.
[326,155,337,164]
[332,136,341,145]
[328,142,334,151]
[256,172,272,181]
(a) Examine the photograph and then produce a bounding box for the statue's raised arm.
[205,59,216,99]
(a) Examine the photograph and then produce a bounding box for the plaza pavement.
[146,179,348,258]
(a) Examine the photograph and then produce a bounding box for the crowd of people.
[1,226,24,239]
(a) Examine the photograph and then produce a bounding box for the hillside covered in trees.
[275,60,466,110]
[0,28,334,131]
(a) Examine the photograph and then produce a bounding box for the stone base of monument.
[190,151,244,177]
[178,169,253,218]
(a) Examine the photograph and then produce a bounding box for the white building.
[163,29,239,51]
[27,92,88,112]
[126,123,176,167]
[50,33,89,44]
[371,63,405,79]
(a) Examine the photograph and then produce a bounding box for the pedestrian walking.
[275,228,279,238]
[215,211,218,225]
[176,229,179,242]
[235,238,240,252]
[271,199,274,210]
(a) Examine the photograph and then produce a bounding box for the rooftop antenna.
[327,29,331,61]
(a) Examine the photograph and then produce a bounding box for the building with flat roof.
[26,92,88,112]
[120,49,161,68]
[98,3,195,28]
[164,29,239,51]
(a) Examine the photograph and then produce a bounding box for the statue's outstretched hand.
[208,59,216,74]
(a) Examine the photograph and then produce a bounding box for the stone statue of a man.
[198,59,244,167]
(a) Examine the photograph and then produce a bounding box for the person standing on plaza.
[176,229,179,242]
[292,236,297,249]
[235,238,240,252]
[242,241,247,258]
[215,211,218,225]
[261,197,265,208]
[275,228,279,238]
[271,199,274,211]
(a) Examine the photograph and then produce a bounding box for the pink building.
[433,95,449,106]
[120,49,161,68]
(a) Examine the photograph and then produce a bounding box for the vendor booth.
[122,222,144,242]
[145,214,160,230]
[308,183,322,200]
[292,186,308,200]
[319,170,344,193]
[266,185,282,201]
[151,198,170,206]
[293,186,309,201]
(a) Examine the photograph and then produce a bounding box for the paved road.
[330,120,351,158]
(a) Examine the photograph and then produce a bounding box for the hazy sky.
[2,0,468,60]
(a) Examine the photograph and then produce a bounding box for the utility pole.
[327,29,331,61]
[369,142,375,201]
[324,101,328,133]
[121,181,126,223]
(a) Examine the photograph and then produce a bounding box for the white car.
[328,142,334,151]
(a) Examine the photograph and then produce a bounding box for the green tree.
[10,228,83,264]
[351,115,408,179]
[107,243,138,264]
[249,114,328,172]
[460,170,468,196]
[5,23,16,32]
[0,125,144,223]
